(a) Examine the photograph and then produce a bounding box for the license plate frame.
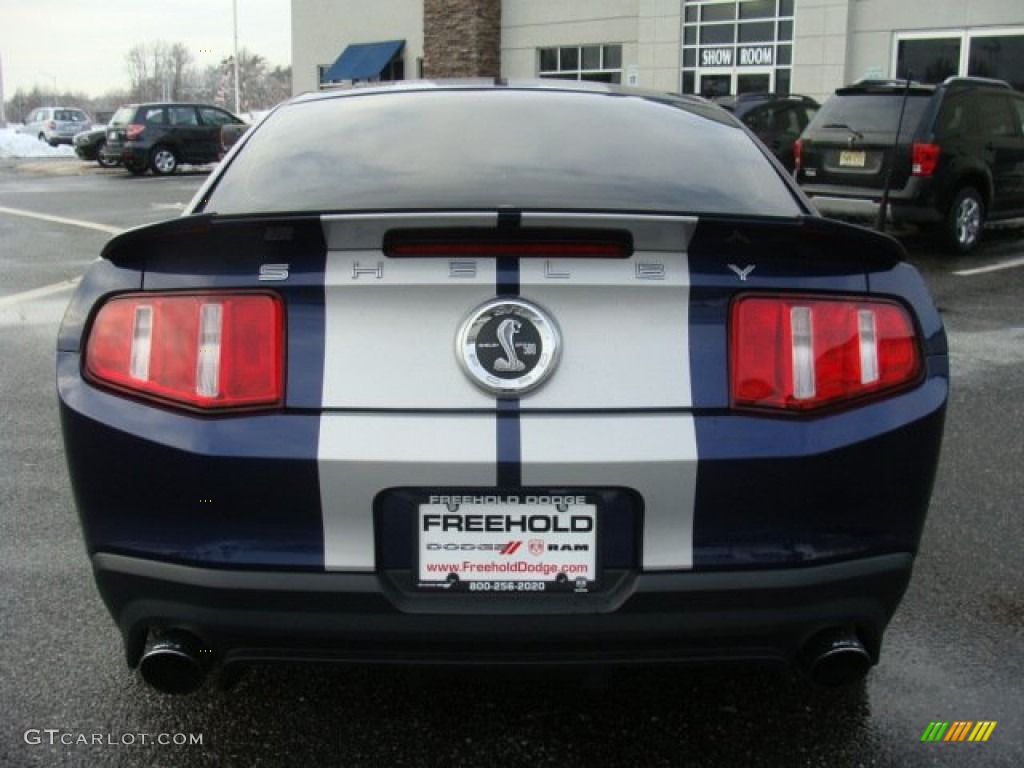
[416,493,599,593]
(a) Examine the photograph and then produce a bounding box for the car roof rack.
[941,76,1011,90]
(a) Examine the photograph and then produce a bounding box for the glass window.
[169,107,198,126]
[739,22,774,43]
[205,90,804,218]
[737,73,771,94]
[682,71,696,95]
[896,37,960,84]
[969,34,1024,91]
[200,107,235,126]
[603,44,622,70]
[702,3,735,22]
[684,25,697,45]
[778,20,793,41]
[739,1,775,20]
[976,94,1016,137]
[775,69,791,95]
[683,48,697,68]
[143,108,166,125]
[685,6,698,22]
[700,24,735,46]
[934,92,969,138]
[779,0,794,16]
[539,45,623,83]
[776,44,792,66]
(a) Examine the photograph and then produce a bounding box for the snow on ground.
[0,126,79,159]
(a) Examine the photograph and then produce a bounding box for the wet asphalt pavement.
[0,159,1021,767]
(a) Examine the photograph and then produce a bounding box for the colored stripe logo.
[921,721,997,742]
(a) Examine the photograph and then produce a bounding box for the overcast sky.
[0,0,291,99]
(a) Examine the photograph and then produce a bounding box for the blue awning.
[322,40,405,82]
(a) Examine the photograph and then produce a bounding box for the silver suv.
[18,106,91,146]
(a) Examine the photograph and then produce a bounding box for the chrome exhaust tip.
[800,628,872,688]
[138,630,207,695]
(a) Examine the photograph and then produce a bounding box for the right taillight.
[911,142,940,176]
[125,123,145,140]
[731,295,922,412]
[793,138,803,171]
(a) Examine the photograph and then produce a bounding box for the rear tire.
[150,146,178,176]
[96,140,119,168]
[946,187,984,254]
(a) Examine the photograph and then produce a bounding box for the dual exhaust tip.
[137,626,872,694]
[139,630,209,695]
[800,627,872,688]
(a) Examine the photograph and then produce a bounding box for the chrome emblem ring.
[457,298,561,397]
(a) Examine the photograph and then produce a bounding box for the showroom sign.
[700,46,775,67]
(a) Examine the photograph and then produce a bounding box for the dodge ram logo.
[457,298,561,396]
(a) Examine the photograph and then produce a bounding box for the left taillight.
[731,295,922,412]
[84,293,284,411]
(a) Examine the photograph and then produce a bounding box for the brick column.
[423,0,501,78]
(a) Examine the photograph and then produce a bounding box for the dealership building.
[292,0,1024,101]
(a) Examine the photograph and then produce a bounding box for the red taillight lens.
[85,293,284,410]
[731,295,921,412]
[793,138,803,171]
[911,142,940,176]
[125,123,145,140]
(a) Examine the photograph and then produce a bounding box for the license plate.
[417,494,598,592]
[839,150,866,168]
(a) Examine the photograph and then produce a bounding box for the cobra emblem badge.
[457,298,561,396]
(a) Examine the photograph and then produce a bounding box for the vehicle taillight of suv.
[795,77,1024,253]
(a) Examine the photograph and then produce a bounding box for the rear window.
[110,107,136,126]
[55,110,87,122]
[808,93,932,139]
[204,89,802,217]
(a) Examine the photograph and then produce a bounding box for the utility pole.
[233,0,241,114]
[0,53,6,127]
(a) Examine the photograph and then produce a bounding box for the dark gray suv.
[795,77,1024,253]
[103,103,244,176]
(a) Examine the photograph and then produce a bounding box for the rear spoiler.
[689,214,905,269]
[101,211,904,270]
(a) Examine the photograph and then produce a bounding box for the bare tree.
[125,41,196,101]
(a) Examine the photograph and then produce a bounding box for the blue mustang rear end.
[58,82,946,694]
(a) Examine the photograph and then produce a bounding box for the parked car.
[101,102,245,175]
[58,81,947,695]
[219,121,251,155]
[73,127,120,167]
[17,106,91,146]
[795,76,1024,253]
[716,93,819,171]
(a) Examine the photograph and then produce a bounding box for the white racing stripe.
[521,414,698,570]
[317,212,699,571]
[319,414,498,570]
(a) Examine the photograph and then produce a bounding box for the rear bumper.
[801,179,942,223]
[95,551,913,670]
[806,194,942,224]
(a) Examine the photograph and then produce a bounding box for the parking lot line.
[0,205,123,236]
[954,256,1024,277]
[0,277,82,307]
